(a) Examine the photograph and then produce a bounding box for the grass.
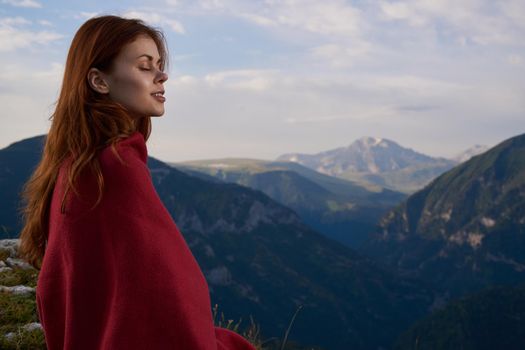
[212,302,322,350]
[0,289,45,350]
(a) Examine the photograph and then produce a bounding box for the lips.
[151,90,165,96]
[151,90,166,102]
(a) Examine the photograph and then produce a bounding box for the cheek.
[111,73,150,106]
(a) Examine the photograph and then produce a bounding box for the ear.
[87,68,110,94]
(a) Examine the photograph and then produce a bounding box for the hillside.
[170,157,406,248]
[393,283,525,350]
[360,132,525,298]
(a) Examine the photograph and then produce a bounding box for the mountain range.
[276,136,488,194]
[0,134,439,350]
[1,131,522,349]
[169,137,489,250]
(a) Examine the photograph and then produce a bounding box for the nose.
[156,70,168,84]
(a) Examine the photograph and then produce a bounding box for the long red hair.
[17,15,169,270]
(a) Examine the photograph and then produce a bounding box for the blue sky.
[1,0,524,162]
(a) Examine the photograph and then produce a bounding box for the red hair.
[17,15,169,270]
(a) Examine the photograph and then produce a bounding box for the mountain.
[169,158,407,249]
[276,136,458,194]
[393,283,525,350]
[359,132,525,299]
[0,135,46,238]
[451,144,490,163]
[1,134,438,350]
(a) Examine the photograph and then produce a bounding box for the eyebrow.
[136,54,162,65]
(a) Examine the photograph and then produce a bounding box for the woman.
[17,15,257,350]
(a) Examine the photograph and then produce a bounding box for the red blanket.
[36,131,257,350]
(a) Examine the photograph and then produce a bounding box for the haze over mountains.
[451,144,490,163]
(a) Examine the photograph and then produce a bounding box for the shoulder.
[95,132,160,215]
[55,132,151,217]
[97,131,152,189]
[99,131,148,166]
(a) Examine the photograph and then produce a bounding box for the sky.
[0,0,524,163]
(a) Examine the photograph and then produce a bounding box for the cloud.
[165,0,180,6]
[0,17,31,25]
[172,0,366,39]
[507,54,523,65]
[123,10,186,34]
[377,0,524,46]
[167,67,525,135]
[396,104,441,112]
[38,19,53,26]
[378,1,427,26]
[172,53,200,62]
[175,0,377,71]
[1,0,42,8]
[0,61,63,92]
[0,60,63,148]
[203,69,279,91]
[1,0,523,163]
[169,74,199,85]
[283,114,350,124]
[164,0,525,51]
[75,12,99,20]
[232,0,366,38]
[364,75,466,95]
[499,0,525,29]
[0,16,63,52]
[198,0,225,10]
[167,70,475,126]
[309,41,373,68]
[236,12,277,27]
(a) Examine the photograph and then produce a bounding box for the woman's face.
[93,35,168,119]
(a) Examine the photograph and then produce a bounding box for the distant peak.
[372,137,383,146]
[355,136,387,147]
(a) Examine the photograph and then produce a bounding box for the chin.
[149,109,165,117]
